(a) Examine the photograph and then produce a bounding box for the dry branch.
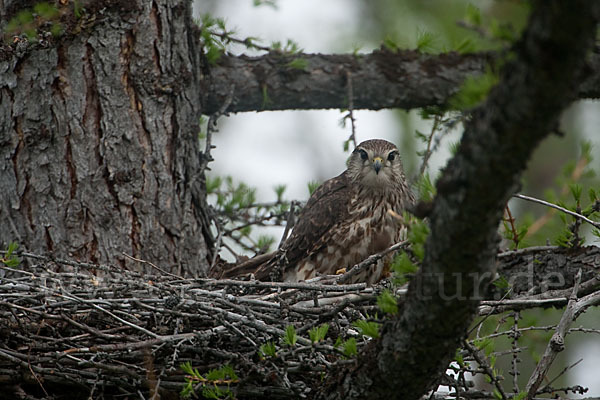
[0,245,598,399]
[525,270,600,398]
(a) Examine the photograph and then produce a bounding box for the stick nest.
[0,257,385,399]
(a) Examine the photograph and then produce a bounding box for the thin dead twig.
[345,70,358,149]
[463,341,509,400]
[122,253,183,280]
[510,311,520,394]
[201,86,234,173]
[514,193,600,229]
[194,278,366,292]
[524,155,590,237]
[538,358,584,395]
[336,240,409,284]
[418,113,443,178]
[525,269,600,398]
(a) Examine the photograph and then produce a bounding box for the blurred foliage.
[4,2,63,40]
[391,249,418,286]
[377,289,399,315]
[196,13,230,64]
[353,318,380,339]
[253,0,277,8]
[270,38,302,54]
[181,362,238,399]
[309,323,330,343]
[340,337,357,357]
[307,180,321,196]
[514,141,600,249]
[354,0,530,175]
[258,341,276,359]
[449,68,499,110]
[357,0,528,52]
[0,242,20,268]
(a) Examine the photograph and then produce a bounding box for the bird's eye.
[358,149,368,160]
[387,151,397,161]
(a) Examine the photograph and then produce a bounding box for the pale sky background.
[193,1,600,394]
[194,1,419,201]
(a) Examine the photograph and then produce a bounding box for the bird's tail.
[208,251,276,280]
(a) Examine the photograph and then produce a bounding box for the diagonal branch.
[525,269,600,398]
[320,2,600,399]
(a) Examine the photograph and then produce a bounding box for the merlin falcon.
[218,139,414,285]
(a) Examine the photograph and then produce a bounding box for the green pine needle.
[342,338,357,357]
[449,69,499,110]
[283,325,297,347]
[309,324,329,343]
[377,290,398,315]
[307,181,320,196]
[353,319,380,339]
[259,341,277,358]
[286,58,309,70]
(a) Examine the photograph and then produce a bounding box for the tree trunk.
[0,1,212,276]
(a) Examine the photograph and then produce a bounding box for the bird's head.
[347,139,405,190]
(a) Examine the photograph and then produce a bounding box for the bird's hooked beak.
[373,156,383,174]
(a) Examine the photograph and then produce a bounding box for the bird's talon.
[387,209,403,221]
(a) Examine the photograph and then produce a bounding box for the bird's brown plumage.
[218,139,414,284]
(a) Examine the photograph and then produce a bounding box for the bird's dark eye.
[358,149,368,160]
[387,151,397,161]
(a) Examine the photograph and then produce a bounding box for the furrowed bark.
[0,1,211,275]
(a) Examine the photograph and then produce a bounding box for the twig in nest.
[336,239,409,284]
[196,278,366,292]
[1,251,599,398]
[59,289,160,339]
[123,253,183,280]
